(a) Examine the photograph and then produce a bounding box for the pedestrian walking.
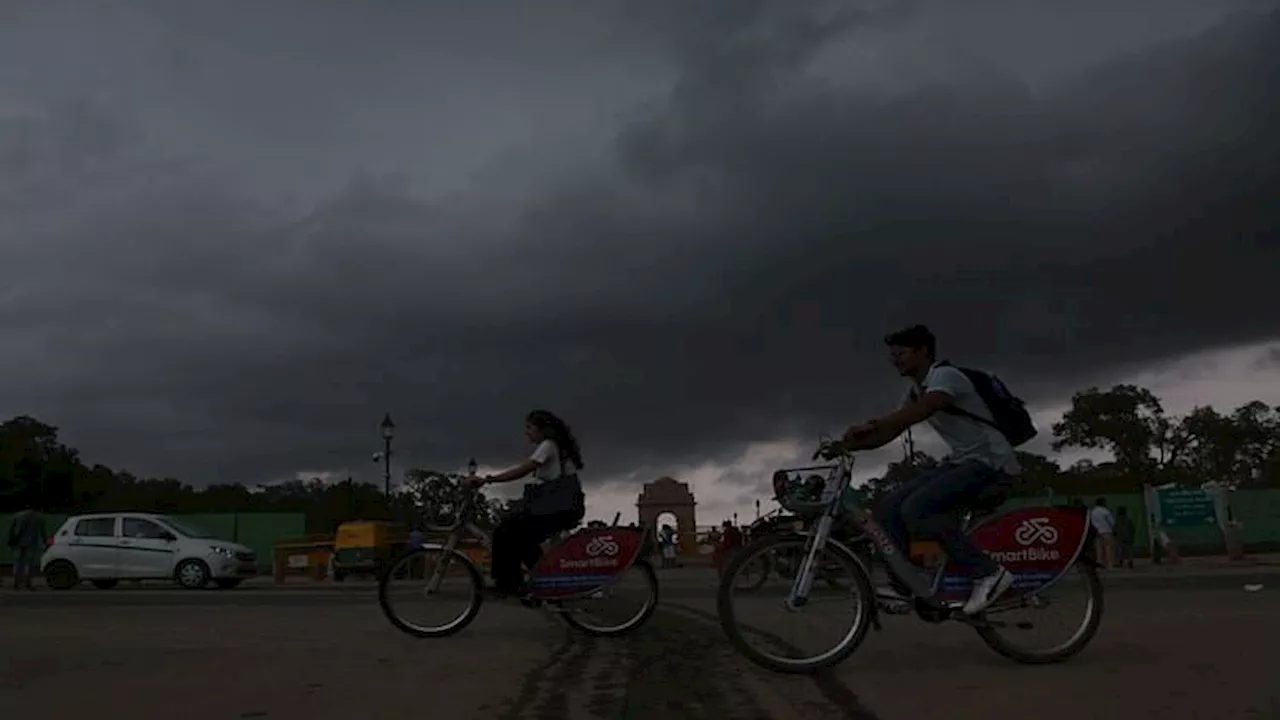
[1089,498,1115,569]
[7,505,48,590]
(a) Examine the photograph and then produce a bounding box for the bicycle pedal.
[878,600,912,615]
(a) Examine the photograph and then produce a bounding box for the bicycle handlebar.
[811,437,856,463]
[439,475,483,520]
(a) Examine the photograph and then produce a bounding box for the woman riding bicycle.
[466,409,586,599]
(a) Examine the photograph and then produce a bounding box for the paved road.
[0,591,852,720]
[2,568,1276,719]
[671,567,1279,720]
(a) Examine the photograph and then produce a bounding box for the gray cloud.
[2,2,1278,487]
[1254,345,1280,373]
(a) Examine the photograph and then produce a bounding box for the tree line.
[0,417,510,533]
[864,385,1280,502]
[2,384,1278,529]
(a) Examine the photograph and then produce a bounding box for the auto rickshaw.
[332,520,408,581]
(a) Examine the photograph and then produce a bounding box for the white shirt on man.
[901,362,1020,475]
[530,439,576,481]
[1090,505,1115,535]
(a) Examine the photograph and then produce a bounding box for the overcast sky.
[3,1,1278,526]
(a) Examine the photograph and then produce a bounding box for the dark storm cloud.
[3,2,1278,487]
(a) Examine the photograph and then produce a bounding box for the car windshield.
[160,517,215,539]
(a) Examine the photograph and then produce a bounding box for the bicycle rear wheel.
[718,533,874,674]
[378,547,484,638]
[975,561,1104,664]
[557,559,659,636]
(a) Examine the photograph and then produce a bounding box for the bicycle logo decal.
[585,535,621,557]
[1013,517,1060,546]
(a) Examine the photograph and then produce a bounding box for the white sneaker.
[961,568,1014,615]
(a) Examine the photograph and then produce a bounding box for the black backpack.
[912,361,1037,447]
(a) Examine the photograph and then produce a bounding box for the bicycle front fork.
[425,534,461,595]
[786,514,835,610]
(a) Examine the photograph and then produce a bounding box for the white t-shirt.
[901,362,1020,475]
[530,439,576,481]
[1090,506,1116,535]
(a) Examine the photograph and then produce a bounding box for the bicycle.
[717,438,1103,674]
[378,476,659,638]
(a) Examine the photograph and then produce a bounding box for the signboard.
[1156,488,1218,528]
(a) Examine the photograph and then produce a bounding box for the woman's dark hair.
[883,324,936,359]
[527,409,584,470]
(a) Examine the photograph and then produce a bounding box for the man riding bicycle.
[838,324,1026,615]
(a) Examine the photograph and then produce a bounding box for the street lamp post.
[379,413,395,498]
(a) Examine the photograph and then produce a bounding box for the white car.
[41,512,258,590]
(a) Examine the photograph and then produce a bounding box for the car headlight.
[210,546,235,559]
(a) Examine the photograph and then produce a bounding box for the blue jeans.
[872,460,1003,576]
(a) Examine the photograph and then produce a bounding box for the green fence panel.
[1232,489,1280,546]
[176,513,237,540]
[232,512,307,569]
[169,512,307,570]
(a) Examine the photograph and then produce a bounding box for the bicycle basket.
[771,466,841,516]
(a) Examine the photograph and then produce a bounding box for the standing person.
[1090,498,1116,569]
[1154,521,1180,565]
[839,325,1034,615]
[660,524,677,568]
[7,505,48,590]
[466,409,586,599]
[1114,506,1136,569]
[407,525,425,550]
[724,520,744,559]
[1149,514,1164,564]
[723,520,743,547]
[405,525,427,579]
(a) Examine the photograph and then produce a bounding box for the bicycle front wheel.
[717,532,874,674]
[378,548,484,638]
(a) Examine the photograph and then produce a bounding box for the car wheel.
[44,560,80,590]
[214,579,243,590]
[91,579,119,590]
[175,559,211,589]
